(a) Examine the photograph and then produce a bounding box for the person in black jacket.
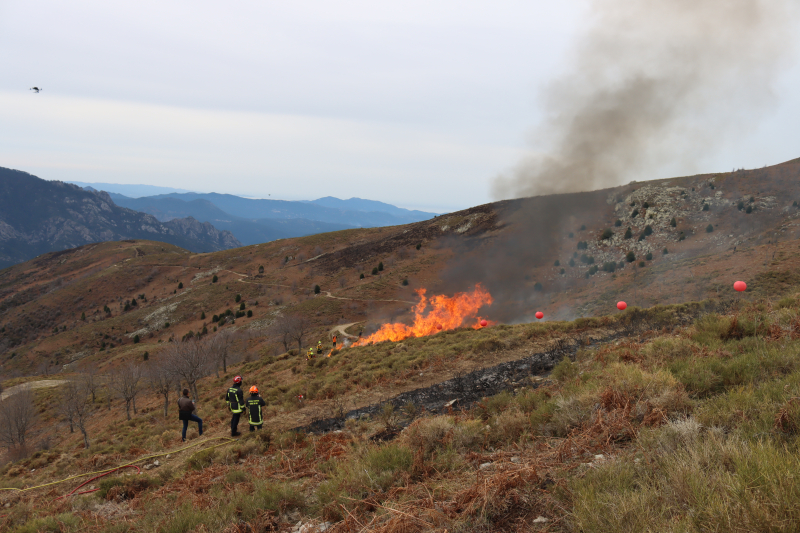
[246,385,267,431]
[178,389,203,442]
[225,375,245,437]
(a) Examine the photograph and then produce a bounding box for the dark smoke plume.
[493,0,798,199]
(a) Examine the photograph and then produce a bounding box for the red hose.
[54,465,141,501]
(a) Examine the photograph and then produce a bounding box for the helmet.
[249,385,259,394]
[233,375,242,384]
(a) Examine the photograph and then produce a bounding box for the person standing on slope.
[246,385,267,431]
[225,375,245,437]
[332,335,337,348]
[178,388,203,442]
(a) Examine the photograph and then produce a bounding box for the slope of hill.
[3,159,800,531]
[0,168,242,269]
[109,193,354,245]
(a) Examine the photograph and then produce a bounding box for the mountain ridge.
[0,167,242,269]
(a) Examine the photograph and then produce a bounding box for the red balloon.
[733,281,747,292]
[480,319,488,327]
[535,311,544,319]
[617,301,627,310]
[436,324,443,330]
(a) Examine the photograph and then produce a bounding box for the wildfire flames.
[354,284,494,346]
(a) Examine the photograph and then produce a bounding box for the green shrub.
[601,228,613,240]
[702,203,709,211]
[624,227,632,239]
[235,294,241,302]
[645,252,653,260]
[187,448,218,470]
[552,357,578,382]
[212,275,218,283]
[554,259,560,266]
[626,251,636,262]
[314,285,321,294]
[614,219,622,227]
[706,224,714,233]
[371,267,378,275]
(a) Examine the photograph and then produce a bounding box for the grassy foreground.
[4,297,800,531]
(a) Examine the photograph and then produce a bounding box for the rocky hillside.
[0,167,241,269]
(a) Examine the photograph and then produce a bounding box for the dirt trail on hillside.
[1,380,68,401]
[329,322,362,340]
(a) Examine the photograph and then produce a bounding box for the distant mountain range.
[105,191,438,246]
[0,168,241,270]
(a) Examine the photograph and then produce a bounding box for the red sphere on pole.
[535,311,544,319]
[617,301,627,311]
[436,324,443,330]
[733,281,747,292]
[480,319,488,327]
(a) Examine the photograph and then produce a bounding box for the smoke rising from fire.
[493,0,799,199]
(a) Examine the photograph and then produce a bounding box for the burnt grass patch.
[298,336,586,435]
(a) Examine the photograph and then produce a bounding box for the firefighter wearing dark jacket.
[247,385,267,431]
[225,375,245,436]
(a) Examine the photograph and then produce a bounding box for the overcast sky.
[1,1,798,212]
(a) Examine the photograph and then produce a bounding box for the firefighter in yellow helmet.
[247,386,266,431]
[307,347,314,360]
[317,340,323,354]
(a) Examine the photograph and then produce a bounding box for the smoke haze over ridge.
[493,0,799,199]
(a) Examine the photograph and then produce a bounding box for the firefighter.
[246,386,267,431]
[225,375,245,437]
[332,335,337,348]
[317,340,323,354]
[307,347,315,360]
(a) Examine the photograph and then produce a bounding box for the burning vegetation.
[353,284,494,347]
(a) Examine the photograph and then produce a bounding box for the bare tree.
[163,337,213,400]
[0,386,37,449]
[210,328,237,374]
[287,315,311,351]
[145,355,177,418]
[338,276,347,289]
[107,362,143,421]
[59,380,94,448]
[270,315,296,352]
[80,366,102,403]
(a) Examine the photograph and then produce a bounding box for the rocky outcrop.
[0,167,242,269]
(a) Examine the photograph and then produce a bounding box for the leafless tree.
[287,315,311,351]
[313,246,323,256]
[338,277,347,289]
[163,337,213,400]
[0,386,37,449]
[80,366,102,403]
[270,315,297,352]
[59,380,94,448]
[145,355,177,418]
[210,328,237,375]
[107,361,144,421]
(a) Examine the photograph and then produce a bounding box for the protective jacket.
[247,395,267,425]
[226,385,245,413]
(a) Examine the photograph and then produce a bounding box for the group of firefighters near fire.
[177,335,345,440]
[307,334,339,360]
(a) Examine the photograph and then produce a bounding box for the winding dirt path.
[1,380,68,401]
[329,322,362,340]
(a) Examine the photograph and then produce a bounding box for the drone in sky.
[29,87,42,93]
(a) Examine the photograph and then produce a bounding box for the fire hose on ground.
[0,436,236,501]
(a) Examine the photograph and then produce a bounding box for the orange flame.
[354,284,493,346]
